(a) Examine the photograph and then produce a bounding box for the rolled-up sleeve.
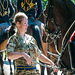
[6,36,16,52]
[29,37,41,58]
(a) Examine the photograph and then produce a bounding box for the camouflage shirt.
[6,33,41,75]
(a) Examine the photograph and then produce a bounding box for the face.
[19,17,28,32]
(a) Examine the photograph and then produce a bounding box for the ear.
[16,22,20,27]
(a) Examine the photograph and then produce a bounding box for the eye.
[24,23,27,25]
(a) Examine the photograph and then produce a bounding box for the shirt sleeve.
[6,36,16,52]
[29,36,41,58]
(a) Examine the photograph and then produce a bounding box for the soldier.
[6,12,58,75]
[17,1,45,74]
[0,0,14,44]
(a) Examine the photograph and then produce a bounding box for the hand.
[26,55,33,65]
[22,53,33,65]
[53,65,58,72]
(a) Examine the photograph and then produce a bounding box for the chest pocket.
[15,38,30,53]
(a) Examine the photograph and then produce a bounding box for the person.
[6,12,58,75]
[0,0,14,44]
[17,0,44,49]
[17,1,47,75]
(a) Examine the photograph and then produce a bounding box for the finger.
[27,61,31,65]
[27,62,29,65]
[28,62,32,65]
[53,69,58,72]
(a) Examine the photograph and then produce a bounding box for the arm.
[38,54,55,66]
[31,37,58,72]
[6,36,33,65]
[7,52,27,60]
[31,37,55,66]
[38,54,58,72]
[7,52,33,65]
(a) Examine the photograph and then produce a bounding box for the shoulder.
[25,34,37,45]
[25,34,35,40]
[25,34,37,43]
[8,33,17,42]
[9,33,16,38]
[25,34,32,37]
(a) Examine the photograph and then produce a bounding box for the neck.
[17,30,25,39]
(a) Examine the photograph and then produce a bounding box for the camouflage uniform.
[6,33,41,75]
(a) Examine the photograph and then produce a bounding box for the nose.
[26,23,28,27]
[27,23,28,26]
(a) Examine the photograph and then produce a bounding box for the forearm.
[38,54,55,66]
[7,52,28,60]
[38,53,58,72]
[7,52,33,65]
